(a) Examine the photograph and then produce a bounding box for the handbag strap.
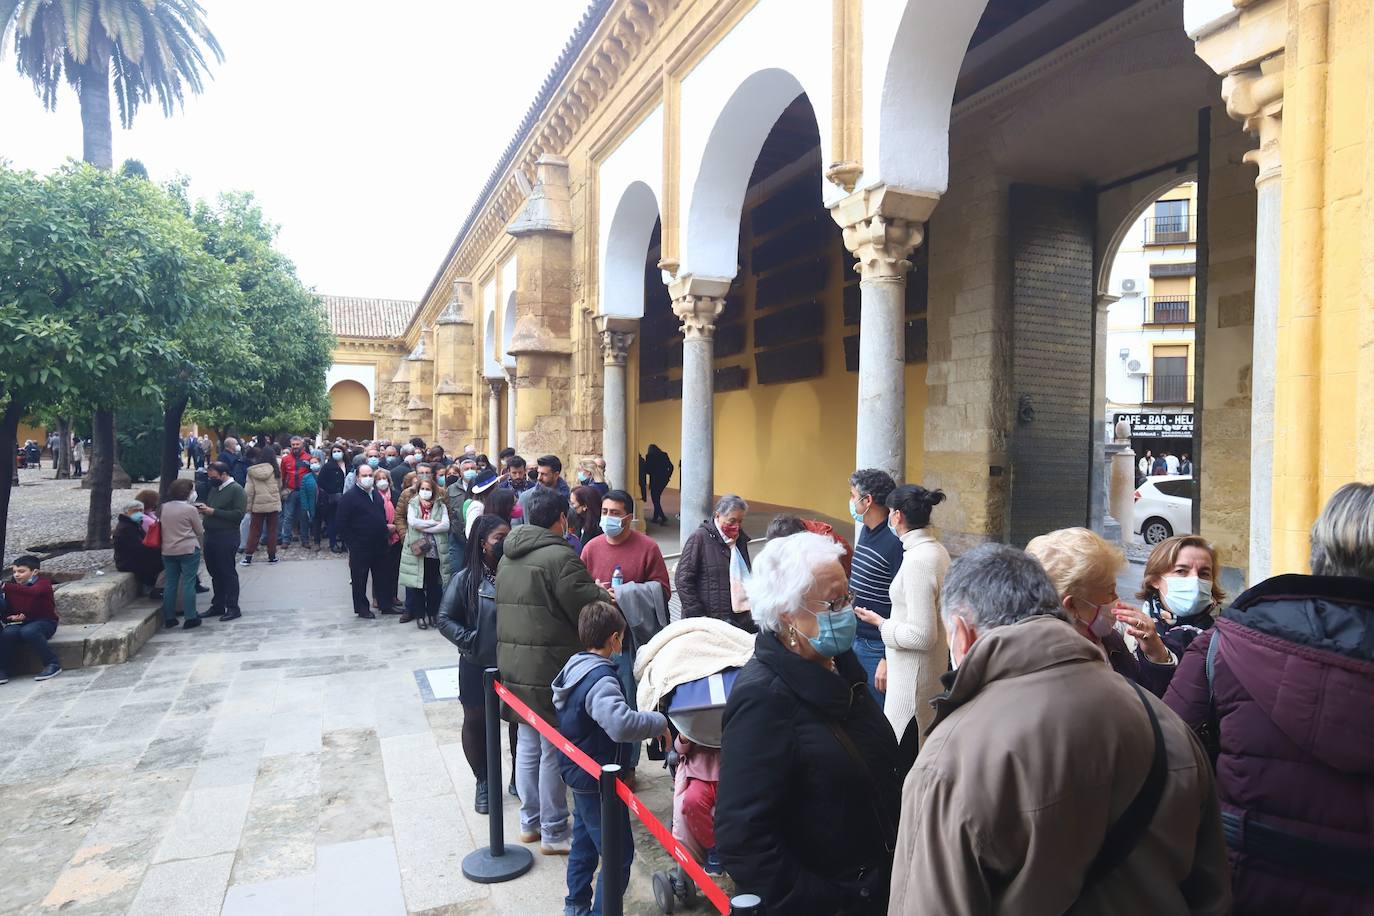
[1079,680,1168,893]
[825,717,899,853]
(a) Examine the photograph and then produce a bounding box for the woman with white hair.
[715,532,900,914]
[1164,482,1374,913]
[675,495,752,629]
[112,499,163,597]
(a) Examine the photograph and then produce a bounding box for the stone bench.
[4,572,159,674]
[54,572,140,625]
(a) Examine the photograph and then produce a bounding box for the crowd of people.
[1138,447,1194,483]
[3,423,1371,916]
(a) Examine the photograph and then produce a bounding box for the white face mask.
[376,479,390,491]
[419,489,433,501]
[358,476,375,490]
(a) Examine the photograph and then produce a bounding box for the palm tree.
[2,0,222,169]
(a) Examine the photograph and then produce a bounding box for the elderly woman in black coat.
[675,494,752,629]
[112,499,163,597]
[716,531,901,914]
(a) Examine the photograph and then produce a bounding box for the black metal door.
[1008,184,1096,546]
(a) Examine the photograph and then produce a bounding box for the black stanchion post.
[461,668,534,883]
[729,893,764,914]
[600,763,625,916]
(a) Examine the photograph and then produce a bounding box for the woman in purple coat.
[1164,482,1374,914]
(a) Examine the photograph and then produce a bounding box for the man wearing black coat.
[334,463,389,619]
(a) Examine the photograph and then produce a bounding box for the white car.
[1134,475,1194,546]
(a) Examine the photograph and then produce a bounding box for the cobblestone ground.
[0,555,690,916]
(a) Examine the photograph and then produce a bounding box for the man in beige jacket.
[889,543,1230,915]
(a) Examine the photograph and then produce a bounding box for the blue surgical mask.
[367,457,380,468]
[848,498,865,523]
[578,472,590,483]
[130,511,144,524]
[1163,576,1213,619]
[332,451,343,460]
[437,475,447,486]
[798,603,858,657]
[462,469,477,482]
[601,515,624,538]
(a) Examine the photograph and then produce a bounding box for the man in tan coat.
[889,543,1230,915]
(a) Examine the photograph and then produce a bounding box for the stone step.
[6,597,160,675]
[54,571,140,625]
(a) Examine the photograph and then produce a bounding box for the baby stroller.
[651,667,740,913]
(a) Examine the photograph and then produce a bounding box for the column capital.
[487,377,505,398]
[1221,53,1284,185]
[829,184,939,281]
[594,315,638,366]
[668,275,731,341]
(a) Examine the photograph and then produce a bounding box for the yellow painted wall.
[329,380,372,421]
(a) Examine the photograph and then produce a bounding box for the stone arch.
[867,0,989,195]
[502,291,517,370]
[483,311,503,377]
[602,180,661,317]
[325,364,375,412]
[329,380,371,421]
[1097,172,1199,297]
[681,67,814,280]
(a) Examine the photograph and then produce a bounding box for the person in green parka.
[399,479,452,629]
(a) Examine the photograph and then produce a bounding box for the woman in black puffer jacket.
[675,495,751,629]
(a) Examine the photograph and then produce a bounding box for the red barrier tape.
[493,678,732,915]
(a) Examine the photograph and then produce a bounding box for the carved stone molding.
[508,156,574,237]
[595,315,639,366]
[668,275,731,341]
[829,184,940,281]
[438,277,475,325]
[405,337,431,362]
[1221,54,1284,185]
[488,378,506,398]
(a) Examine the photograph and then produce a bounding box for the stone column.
[1107,418,1137,545]
[505,367,518,454]
[595,316,637,495]
[1222,58,1283,582]
[507,155,575,463]
[487,378,503,457]
[434,279,476,449]
[668,275,731,544]
[830,185,939,482]
[1090,294,1120,535]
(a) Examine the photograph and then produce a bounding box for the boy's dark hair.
[537,454,562,475]
[766,514,807,540]
[12,554,40,570]
[498,447,516,461]
[849,468,896,504]
[602,489,634,515]
[526,486,567,529]
[578,600,625,650]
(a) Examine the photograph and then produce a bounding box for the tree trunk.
[56,417,71,480]
[0,401,24,564]
[160,397,189,503]
[84,409,115,549]
[78,57,113,170]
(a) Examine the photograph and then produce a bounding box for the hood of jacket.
[247,463,277,483]
[1217,574,1374,775]
[552,651,616,711]
[929,614,1095,733]
[500,523,573,561]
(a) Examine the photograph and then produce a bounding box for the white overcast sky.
[0,0,592,301]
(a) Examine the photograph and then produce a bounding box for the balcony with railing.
[1144,215,1196,245]
[1143,295,1195,325]
[1143,373,1194,405]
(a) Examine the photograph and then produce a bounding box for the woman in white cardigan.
[855,485,951,740]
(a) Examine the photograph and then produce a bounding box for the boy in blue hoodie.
[552,600,668,916]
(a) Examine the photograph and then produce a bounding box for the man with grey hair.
[890,543,1230,914]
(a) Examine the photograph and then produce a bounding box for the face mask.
[406,455,418,465]
[798,604,858,657]
[462,469,477,482]
[358,476,375,490]
[367,457,380,468]
[310,463,321,472]
[719,522,740,541]
[577,472,589,483]
[848,498,865,523]
[332,451,343,460]
[375,479,389,491]
[888,511,901,537]
[419,489,433,501]
[1075,598,1117,638]
[437,475,446,486]
[1163,576,1213,619]
[490,539,505,562]
[130,511,144,524]
[601,515,625,538]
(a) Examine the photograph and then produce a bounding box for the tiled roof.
[322,295,418,340]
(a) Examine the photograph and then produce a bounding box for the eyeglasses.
[809,593,853,614]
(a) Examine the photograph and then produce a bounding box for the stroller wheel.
[652,870,676,913]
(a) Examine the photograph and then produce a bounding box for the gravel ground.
[4,466,165,571]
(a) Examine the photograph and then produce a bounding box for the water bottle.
[611,565,623,590]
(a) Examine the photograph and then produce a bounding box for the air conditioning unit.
[1121,278,1137,292]
[1126,358,1146,375]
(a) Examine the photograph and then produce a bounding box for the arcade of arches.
[328,0,1374,592]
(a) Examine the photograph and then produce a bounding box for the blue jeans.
[279,490,300,545]
[161,550,201,624]
[0,619,59,674]
[566,790,633,915]
[852,636,886,707]
[614,649,641,768]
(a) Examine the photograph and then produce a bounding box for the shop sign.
[1114,412,1194,438]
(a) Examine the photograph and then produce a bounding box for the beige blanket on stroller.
[634,617,755,712]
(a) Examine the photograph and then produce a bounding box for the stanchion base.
[462,845,534,884]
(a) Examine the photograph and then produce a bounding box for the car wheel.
[1143,517,1173,545]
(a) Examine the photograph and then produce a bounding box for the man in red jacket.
[279,436,305,548]
[0,555,62,683]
